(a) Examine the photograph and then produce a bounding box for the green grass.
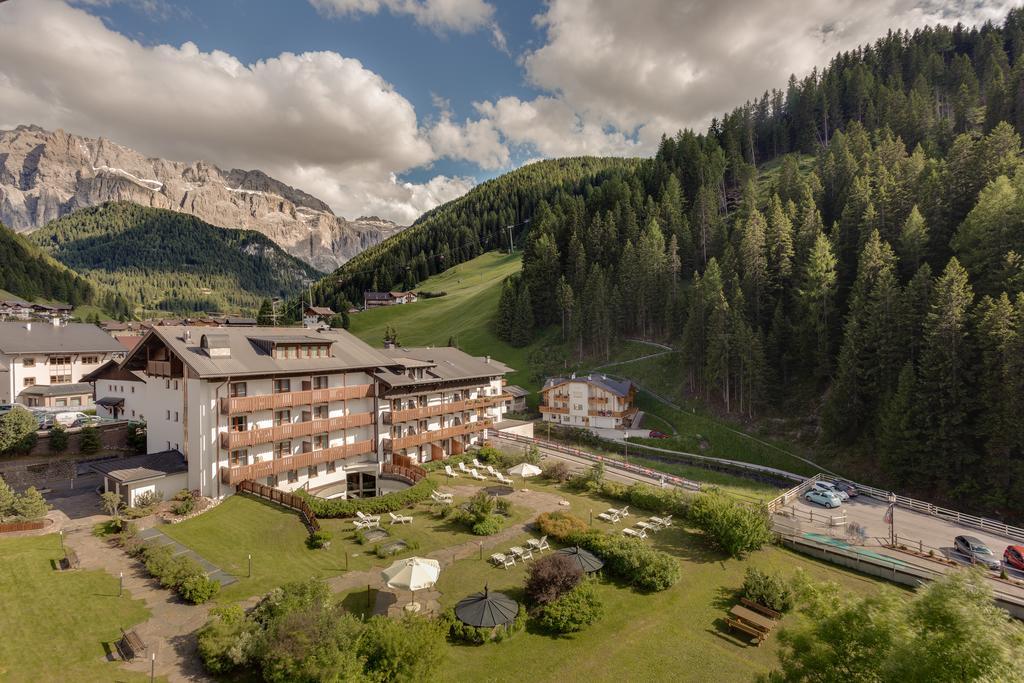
[0,534,150,682]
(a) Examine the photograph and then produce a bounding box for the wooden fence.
[237,480,321,533]
[0,519,47,533]
[379,462,427,486]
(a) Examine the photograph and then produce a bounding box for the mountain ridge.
[0,124,404,271]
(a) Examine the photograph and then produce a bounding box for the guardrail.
[766,474,821,513]
[816,474,1024,543]
[237,480,320,533]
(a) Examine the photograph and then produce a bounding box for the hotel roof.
[0,322,125,354]
[375,347,512,388]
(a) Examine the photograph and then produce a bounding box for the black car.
[833,480,858,498]
[953,535,1001,570]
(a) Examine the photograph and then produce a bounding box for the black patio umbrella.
[454,584,520,628]
[556,545,604,573]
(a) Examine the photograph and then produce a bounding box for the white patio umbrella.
[508,462,541,479]
[381,557,441,612]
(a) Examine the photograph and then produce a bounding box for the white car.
[813,481,850,501]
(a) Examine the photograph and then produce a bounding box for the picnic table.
[726,604,776,645]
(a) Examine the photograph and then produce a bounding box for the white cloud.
[472,0,1021,159]
[310,0,507,51]
[0,0,477,222]
[427,100,509,170]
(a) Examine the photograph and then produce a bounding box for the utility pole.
[270,298,279,326]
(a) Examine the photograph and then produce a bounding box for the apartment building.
[539,374,637,430]
[83,360,147,420]
[0,321,125,407]
[375,348,511,465]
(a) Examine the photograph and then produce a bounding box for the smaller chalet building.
[539,374,637,430]
[363,291,417,309]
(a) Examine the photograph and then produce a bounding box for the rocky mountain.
[0,125,403,271]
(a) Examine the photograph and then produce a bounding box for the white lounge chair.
[510,545,533,561]
[649,515,673,529]
[389,511,413,525]
[485,465,498,477]
[444,465,460,478]
[356,511,381,524]
[597,511,620,523]
[470,469,486,481]
[527,535,550,552]
[623,527,647,539]
[458,461,470,473]
[636,521,657,533]
[431,490,454,504]
[618,506,631,518]
[497,473,514,486]
[473,458,483,468]
[491,552,515,569]
[354,518,378,530]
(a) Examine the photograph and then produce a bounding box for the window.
[166,410,171,420]
[131,410,135,417]
[230,449,248,466]
[23,378,35,387]
[230,382,247,398]
[326,460,336,474]
[165,379,170,389]
[287,469,298,483]
[313,375,329,390]
[131,387,135,394]
[173,380,178,391]
[55,399,67,407]
[71,397,81,407]
[230,415,247,432]
[174,411,179,423]
[275,440,292,459]
[81,355,99,364]
[313,433,328,450]
[308,464,318,478]
[274,378,291,394]
[274,409,291,426]
[313,404,328,420]
[22,357,35,368]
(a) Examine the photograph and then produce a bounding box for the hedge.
[566,530,681,592]
[571,479,694,518]
[127,541,219,604]
[297,478,436,518]
[442,604,527,644]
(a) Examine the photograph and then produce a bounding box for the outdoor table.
[729,604,775,633]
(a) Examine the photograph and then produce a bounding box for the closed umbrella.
[508,462,542,478]
[556,545,604,573]
[381,557,441,612]
[455,584,519,628]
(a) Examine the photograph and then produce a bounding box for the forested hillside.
[34,202,322,315]
[0,220,100,308]
[500,15,1024,518]
[309,157,640,311]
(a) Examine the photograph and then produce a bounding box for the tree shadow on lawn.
[648,526,731,565]
[341,587,382,619]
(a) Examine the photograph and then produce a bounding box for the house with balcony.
[0,321,126,407]
[539,374,637,430]
[118,325,396,500]
[374,348,511,465]
[363,291,418,309]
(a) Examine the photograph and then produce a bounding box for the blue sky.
[1,0,1018,222]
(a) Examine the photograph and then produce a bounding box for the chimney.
[485,355,490,364]
[25,322,31,332]
[51,316,61,327]
[383,339,395,350]
[183,329,192,343]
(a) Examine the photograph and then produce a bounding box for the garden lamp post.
[248,553,252,578]
[59,530,64,555]
[119,571,123,597]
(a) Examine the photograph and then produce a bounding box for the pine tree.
[556,277,574,341]
[766,194,795,293]
[798,233,838,380]
[511,282,534,348]
[899,205,929,275]
[256,298,274,326]
[523,231,561,326]
[495,276,518,343]
[739,208,769,324]
[878,362,923,481]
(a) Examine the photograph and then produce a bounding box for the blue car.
[804,489,842,509]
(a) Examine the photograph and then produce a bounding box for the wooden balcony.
[220,412,374,449]
[539,405,569,415]
[146,360,173,377]
[383,419,492,452]
[220,383,374,414]
[220,439,375,485]
[386,394,506,423]
[588,409,627,418]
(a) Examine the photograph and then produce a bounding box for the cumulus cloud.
[0,0,477,222]
[310,0,507,51]
[472,0,1021,159]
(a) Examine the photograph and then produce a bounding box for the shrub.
[495,497,512,516]
[127,422,147,454]
[475,445,505,465]
[180,573,220,604]
[358,614,446,682]
[740,568,794,613]
[537,511,589,542]
[442,604,527,645]
[541,460,571,483]
[568,531,681,592]
[48,424,69,452]
[143,544,175,578]
[307,530,332,549]
[536,580,603,634]
[688,491,772,558]
[298,478,436,518]
[133,490,163,510]
[525,553,582,606]
[78,425,102,455]
[12,486,50,521]
[471,514,504,536]
[172,488,193,502]
[197,605,256,674]
[0,406,38,454]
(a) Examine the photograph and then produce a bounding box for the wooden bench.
[61,547,80,571]
[116,629,146,661]
[726,617,767,645]
[740,597,782,620]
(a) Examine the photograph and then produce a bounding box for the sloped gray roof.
[542,374,634,398]
[90,450,187,484]
[18,382,92,397]
[504,385,529,398]
[0,322,124,354]
[375,347,512,388]
[127,326,396,379]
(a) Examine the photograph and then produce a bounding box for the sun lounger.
[470,468,486,481]
[491,553,515,569]
[636,521,657,533]
[618,506,630,518]
[623,527,647,539]
[444,465,460,477]
[431,490,454,504]
[356,511,381,524]
[486,465,498,477]
[389,512,412,525]
[597,511,620,523]
[473,458,483,468]
[496,473,514,486]
[527,535,550,552]
[458,461,470,473]
[354,518,378,530]
[649,514,673,529]
[510,545,533,561]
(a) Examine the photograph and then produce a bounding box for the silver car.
[953,535,1001,570]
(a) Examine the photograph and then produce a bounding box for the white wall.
[1,350,114,404]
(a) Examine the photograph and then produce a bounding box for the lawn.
[0,534,150,682]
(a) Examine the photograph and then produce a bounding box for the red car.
[648,430,669,439]
[1004,545,1024,571]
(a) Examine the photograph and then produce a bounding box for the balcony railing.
[146,360,172,377]
[384,419,492,452]
[588,409,628,418]
[220,383,374,414]
[220,412,374,449]
[539,405,569,414]
[386,394,507,423]
[220,439,375,485]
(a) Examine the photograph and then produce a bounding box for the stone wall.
[26,422,131,458]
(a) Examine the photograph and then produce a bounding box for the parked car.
[832,480,859,498]
[804,489,843,509]
[812,480,850,501]
[1003,545,1024,571]
[648,430,669,439]
[953,535,1001,570]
